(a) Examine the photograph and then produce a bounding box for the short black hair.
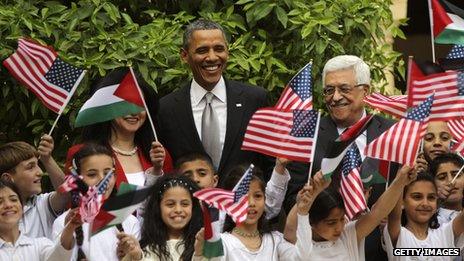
[308,188,345,225]
[174,152,215,172]
[429,153,464,177]
[182,18,227,49]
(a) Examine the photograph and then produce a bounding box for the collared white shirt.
[0,232,71,261]
[336,110,368,160]
[53,210,140,261]
[190,77,227,155]
[19,192,58,239]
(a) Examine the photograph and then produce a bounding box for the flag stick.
[451,164,464,184]
[47,70,86,136]
[427,0,437,62]
[406,56,414,108]
[129,67,158,141]
[307,111,321,183]
[384,162,391,190]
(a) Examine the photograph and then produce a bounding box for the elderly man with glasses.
[284,55,398,261]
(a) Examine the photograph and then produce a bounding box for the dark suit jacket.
[157,79,269,182]
[284,114,397,261]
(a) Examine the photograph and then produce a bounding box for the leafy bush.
[0,0,405,161]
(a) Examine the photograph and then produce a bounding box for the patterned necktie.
[201,92,221,169]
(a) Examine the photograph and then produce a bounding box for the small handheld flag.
[75,70,144,127]
[2,38,85,134]
[194,165,254,224]
[275,62,313,110]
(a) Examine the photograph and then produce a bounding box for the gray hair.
[322,55,370,86]
[182,18,227,50]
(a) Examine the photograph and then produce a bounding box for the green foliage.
[0,0,405,162]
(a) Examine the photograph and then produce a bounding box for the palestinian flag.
[431,0,464,45]
[360,157,389,188]
[75,69,144,127]
[91,183,151,236]
[200,203,224,258]
[320,114,374,180]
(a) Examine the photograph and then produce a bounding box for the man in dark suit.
[157,19,268,182]
[285,55,397,261]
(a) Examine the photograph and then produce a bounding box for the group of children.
[0,130,463,260]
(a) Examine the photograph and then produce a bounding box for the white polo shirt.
[19,192,59,239]
[0,233,71,261]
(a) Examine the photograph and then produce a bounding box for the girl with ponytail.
[52,143,140,260]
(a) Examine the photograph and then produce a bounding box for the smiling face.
[423,122,451,161]
[178,159,218,189]
[0,187,22,228]
[243,180,265,226]
[181,29,229,91]
[311,207,346,242]
[403,181,438,225]
[324,68,368,128]
[112,111,147,136]
[79,154,116,199]
[160,186,193,238]
[6,157,43,201]
[434,162,464,204]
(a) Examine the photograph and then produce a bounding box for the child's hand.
[64,208,83,231]
[116,232,142,260]
[415,153,428,173]
[61,208,83,250]
[437,183,453,200]
[395,165,416,186]
[296,184,313,215]
[193,228,205,257]
[149,141,165,175]
[275,157,291,175]
[312,171,330,195]
[37,134,54,162]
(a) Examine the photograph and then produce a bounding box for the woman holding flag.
[66,68,173,188]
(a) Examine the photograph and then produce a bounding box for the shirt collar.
[23,194,38,213]
[336,110,367,134]
[0,232,33,248]
[190,77,226,106]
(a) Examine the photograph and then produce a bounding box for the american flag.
[242,109,319,162]
[448,119,464,156]
[3,38,85,113]
[57,175,79,193]
[363,93,408,118]
[275,62,312,110]
[365,95,434,166]
[194,165,253,224]
[454,139,464,156]
[79,170,114,223]
[340,144,367,220]
[447,45,464,59]
[409,70,464,121]
[448,119,464,141]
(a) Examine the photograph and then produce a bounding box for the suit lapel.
[174,83,203,148]
[220,80,245,170]
[366,115,383,143]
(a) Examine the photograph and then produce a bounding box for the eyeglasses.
[322,84,366,96]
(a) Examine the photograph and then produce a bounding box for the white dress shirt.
[190,77,227,156]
